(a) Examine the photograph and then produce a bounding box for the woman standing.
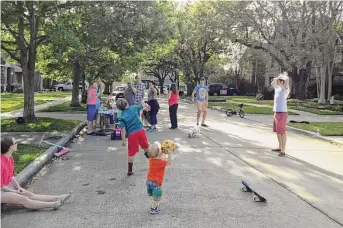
[1,136,72,210]
[95,82,103,130]
[124,82,136,106]
[147,81,159,132]
[168,83,179,129]
[271,72,290,157]
[87,81,98,135]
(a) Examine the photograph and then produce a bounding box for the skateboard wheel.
[241,187,247,192]
[253,196,259,201]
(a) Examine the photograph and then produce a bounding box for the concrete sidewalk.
[1,96,72,119]
[1,99,342,227]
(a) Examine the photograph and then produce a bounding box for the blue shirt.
[273,87,288,112]
[194,85,208,102]
[118,104,144,135]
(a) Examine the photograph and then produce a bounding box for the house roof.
[0,63,22,72]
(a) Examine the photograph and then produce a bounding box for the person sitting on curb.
[1,136,72,210]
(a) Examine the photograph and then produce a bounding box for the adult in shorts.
[192,77,209,127]
[271,72,290,156]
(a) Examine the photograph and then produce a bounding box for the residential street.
[2,99,342,228]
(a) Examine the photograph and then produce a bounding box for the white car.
[111,86,127,101]
[55,81,88,91]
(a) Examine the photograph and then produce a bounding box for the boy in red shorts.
[146,139,176,214]
[116,98,151,175]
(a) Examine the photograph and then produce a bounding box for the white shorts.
[0,183,15,195]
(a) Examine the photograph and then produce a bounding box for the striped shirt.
[134,82,145,104]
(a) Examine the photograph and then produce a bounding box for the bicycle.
[226,103,244,118]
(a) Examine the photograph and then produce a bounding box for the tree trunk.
[81,72,87,104]
[104,83,110,94]
[315,65,320,99]
[327,62,333,100]
[289,66,309,100]
[22,65,36,121]
[318,64,326,104]
[71,60,82,107]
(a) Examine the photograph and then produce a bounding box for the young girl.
[168,83,179,129]
[1,136,72,210]
[87,81,98,135]
[146,139,175,214]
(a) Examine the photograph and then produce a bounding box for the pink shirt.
[168,91,178,106]
[87,88,97,105]
[1,155,14,187]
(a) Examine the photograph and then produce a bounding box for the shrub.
[257,86,274,100]
[333,94,342,101]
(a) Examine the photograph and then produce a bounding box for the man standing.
[192,77,209,127]
[134,75,146,117]
[271,72,290,157]
[124,82,136,106]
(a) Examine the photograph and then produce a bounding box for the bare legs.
[1,191,71,210]
[276,133,287,155]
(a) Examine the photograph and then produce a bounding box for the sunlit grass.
[0,91,71,113]
[13,144,49,174]
[1,117,80,132]
[288,122,343,136]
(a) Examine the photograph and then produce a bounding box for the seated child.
[146,139,176,214]
[116,98,152,176]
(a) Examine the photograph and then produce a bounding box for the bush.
[333,94,342,101]
[257,86,274,100]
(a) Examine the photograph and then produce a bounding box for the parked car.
[208,83,239,96]
[111,86,127,101]
[55,81,88,91]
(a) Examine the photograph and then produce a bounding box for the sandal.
[61,192,72,204]
[53,200,63,210]
[278,152,286,157]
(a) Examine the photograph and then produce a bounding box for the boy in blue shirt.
[192,78,209,127]
[116,98,151,175]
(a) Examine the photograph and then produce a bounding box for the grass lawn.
[1,117,81,132]
[288,122,343,136]
[1,91,71,113]
[208,101,298,115]
[40,101,87,112]
[13,144,49,174]
[208,96,343,115]
[209,102,275,115]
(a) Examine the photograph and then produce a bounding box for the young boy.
[146,139,176,214]
[116,98,151,176]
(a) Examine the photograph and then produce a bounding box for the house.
[0,59,43,92]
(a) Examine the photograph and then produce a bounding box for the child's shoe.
[147,127,156,132]
[150,207,161,214]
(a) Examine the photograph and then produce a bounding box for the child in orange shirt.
[146,140,176,214]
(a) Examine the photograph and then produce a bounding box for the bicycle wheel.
[226,109,234,117]
[239,110,245,118]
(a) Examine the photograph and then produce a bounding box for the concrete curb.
[15,121,87,186]
[180,98,343,147]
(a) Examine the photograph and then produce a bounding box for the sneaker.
[144,151,149,159]
[201,124,208,127]
[150,207,161,214]
[147,128,156,132]
[277,152,286,157]
[271,148,281,152]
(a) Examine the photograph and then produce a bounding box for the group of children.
[115,98,176,214]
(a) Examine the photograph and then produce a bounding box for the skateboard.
[241,180,267,202]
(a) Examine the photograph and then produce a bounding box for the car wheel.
[214,92,218,96]
[232,92,237,96]
[58,87,64,91]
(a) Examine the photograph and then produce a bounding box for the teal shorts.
[146,180,162,199]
